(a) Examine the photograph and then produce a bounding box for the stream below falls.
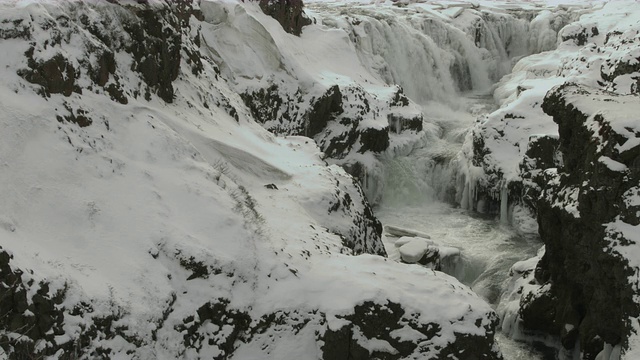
[372,96,551,360]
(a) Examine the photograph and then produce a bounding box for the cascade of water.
[312,5,566,108]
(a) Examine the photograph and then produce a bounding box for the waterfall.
[309,4,570,108]
[308,3,576,215]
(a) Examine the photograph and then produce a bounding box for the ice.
[598,156,628,172]
[385,225,432,239]
[398,237,433,263]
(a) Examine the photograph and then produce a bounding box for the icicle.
[500,181,509,224]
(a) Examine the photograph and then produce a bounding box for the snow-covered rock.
[458,0,640,219]
[455,2,640,358]
[494,82,640,359]
[0,1,503,359]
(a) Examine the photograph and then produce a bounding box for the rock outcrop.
[257,0,311,36]
[515,84,640,358]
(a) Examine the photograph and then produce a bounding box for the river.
[373,97,550,360]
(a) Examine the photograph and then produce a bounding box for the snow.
[0,0,504,358]
[397,237,433,263]
[1,0,638,357]
[598,156,628,172]
[452,0,640,232]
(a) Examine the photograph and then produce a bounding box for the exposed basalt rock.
[518,135,561,213]
[0,248,152,359]
[13,0,206,105]
[177,299,252,357]
[241,82,401,161]
[561,25,599,46]
[321,301,501,360]
[257,0,311,36]
[241,84,295,132]
[0,18,31,40]
[18,51,79,97]
[517,84,640,358]
[463,131,504,214]
[600,29,640,94]
[124,7,182,103]
[0,248,66,358]
[358,127,389,153]
[387,112,423,134]
[306,85,344,138]
[56,107,92,128]
[324,171,386,256]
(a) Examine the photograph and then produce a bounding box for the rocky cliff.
[515,84,640,359]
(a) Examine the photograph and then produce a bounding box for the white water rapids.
[374,96,548,360]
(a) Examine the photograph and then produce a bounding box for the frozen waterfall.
[310,3,570,107]
[308,2,576,211]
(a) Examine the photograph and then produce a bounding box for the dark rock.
[358,126,389,153]
[305,85,343,138]
[0,247,67,359]
[18,51,78,97]
[124,7,182,103]
[320,301,502,360]
[562,25,599,46]
[326,175,386,256]
[389,86,410,107]
[264,183,278,190]
[518,84,640,358]
[257,0,311,36]
[518,135,561,212]
[241,84,302,132]
[57,105,92,128]
[0,18,31,40]
[341,161,366,185]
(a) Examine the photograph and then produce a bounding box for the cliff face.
[518,84,640,359]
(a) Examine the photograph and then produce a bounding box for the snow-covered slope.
[0,1,503,359]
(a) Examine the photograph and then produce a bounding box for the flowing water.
[374,96,549,359]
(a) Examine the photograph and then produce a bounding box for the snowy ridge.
[0,1,503,359]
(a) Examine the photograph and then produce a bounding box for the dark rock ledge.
[517,84,640,359]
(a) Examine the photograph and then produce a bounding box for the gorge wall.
[475,2,640,359]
